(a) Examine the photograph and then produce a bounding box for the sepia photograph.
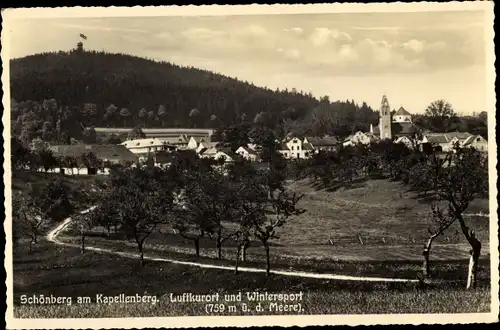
[2,2,498,329]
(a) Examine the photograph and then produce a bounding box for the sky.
[5,9,491,115]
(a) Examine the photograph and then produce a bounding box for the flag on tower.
[80,33,88,40]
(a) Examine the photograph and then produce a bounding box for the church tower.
[379,95,392,140]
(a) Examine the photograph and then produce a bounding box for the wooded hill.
[10,50,320,127]
[10,49,380,140]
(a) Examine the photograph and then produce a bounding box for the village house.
[157,134,190,149]
[277,136,313,159]
[196,141,220,154]
[187,136,209,150]
[419,132,487,152]
[48,144,138,175]
[303,136,338,153]
[343,131,379,147]
[94,127,214,141]
[235,144,260,162]
[121,138,177,156]
[199,146,219,159]
[213,149,238,163]
[461,134,488,152]
[394,136,417,149]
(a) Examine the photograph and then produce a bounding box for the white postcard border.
[2,2,498,328]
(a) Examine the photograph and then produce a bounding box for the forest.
[10,49,379,143]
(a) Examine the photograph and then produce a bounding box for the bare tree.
[73,211,97,253]
[251,182,305,275]
[422,204,456,278]
[429,147,488,288]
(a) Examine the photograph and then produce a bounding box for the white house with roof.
[420,132,473,152]
[392,107,412,123]
[277,137,313,159]
[343,132,379,147]
[187,136,209,150]
[461,134,488,152]
[303,136,338,153]
[121,138,177,155]
[394,136,417,149]
[196,141,220,154]
[236,145,260,162]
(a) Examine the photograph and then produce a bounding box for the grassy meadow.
[13,241,491,318]
[11,173,492,318]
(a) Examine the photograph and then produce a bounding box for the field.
[13,240,491,318]
[63,178,490,263]
[11,170,105,212]
[11,172,493,317]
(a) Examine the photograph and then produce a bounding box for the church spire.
[379,94,392,140]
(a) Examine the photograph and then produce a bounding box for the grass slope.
[13,241,491,318]
[280,179,489,246]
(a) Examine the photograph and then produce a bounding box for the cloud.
[278,48,301,60]
[284,27,304,34]
[240,25,268,37]
[402,39,425,53]
[181,27,227,41]
[309,27,353,47]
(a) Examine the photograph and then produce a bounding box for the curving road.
[46,207,418,283]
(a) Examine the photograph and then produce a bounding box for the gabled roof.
[200,141,219,147]
[302,142,314,150]
[49,144,138,163]
[199,147,219,155]
[425,134,449,144]
[121,138,165,149]
[462,135,486,146]
[279,142,291,151]
[237,146,258,156]
[305,136,338,146]
[394,107,411,116]
[371,122,420,137]
[445,132,472,140]
[190,136,207,143]
[391,122,418,135]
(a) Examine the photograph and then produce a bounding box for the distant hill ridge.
[10,50,320,128]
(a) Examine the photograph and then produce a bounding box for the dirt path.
[46,209,419,283]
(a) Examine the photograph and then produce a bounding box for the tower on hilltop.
[76,41,84,53]
[379,95,392,140]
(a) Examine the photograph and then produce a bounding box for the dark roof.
[302,142,314,151]
[218,147,240,160]
[394,107,411,116]
[445,132,472,140]
[391,122,418,135]
[238,146,258,156]
[425,134,449,144]
[191,136,207,143]
[371,122,419,137]
[279,142,290,151]
[48,144,138,163]
[306,136,338,146]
